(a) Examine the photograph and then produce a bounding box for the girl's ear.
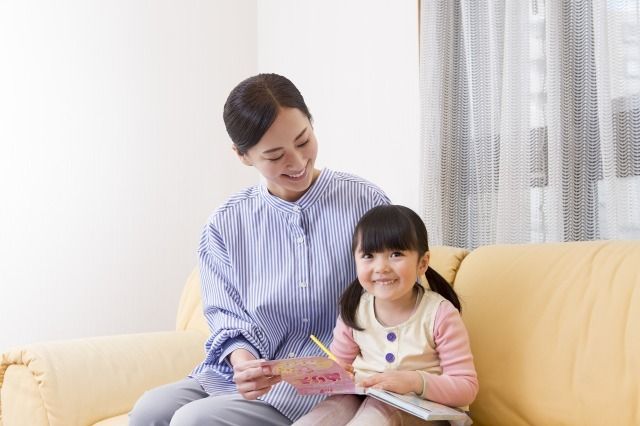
[233,145,253,167]
[418,251,430,275]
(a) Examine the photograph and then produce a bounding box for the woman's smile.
[283,165,308,180]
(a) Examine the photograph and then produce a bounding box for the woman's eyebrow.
[261,128,309,155]
[262,146,284,154]
[294,127,307,141]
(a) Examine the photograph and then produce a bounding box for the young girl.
[295,205,478,426]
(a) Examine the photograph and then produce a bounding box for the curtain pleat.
[420,0,640,249]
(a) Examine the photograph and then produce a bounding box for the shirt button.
[299,281,308,288]
[385,353,395,363]
[296,236,304,244]
[301,318,309,323]
[288,352,296,358]
[293,205,301,212]
[386,332,397,342]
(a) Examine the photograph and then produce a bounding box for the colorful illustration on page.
[262,356,356,395]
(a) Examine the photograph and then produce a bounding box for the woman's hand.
[230,349,282,400]
[358,371,423,395]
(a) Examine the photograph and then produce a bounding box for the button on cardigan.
[190,168,390,421]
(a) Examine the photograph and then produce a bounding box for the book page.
[365,388,470,422]
[261,356,358,395]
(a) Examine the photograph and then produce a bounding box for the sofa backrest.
[175,245,471,335]
[175,268,209,335]
[454,240,640,426]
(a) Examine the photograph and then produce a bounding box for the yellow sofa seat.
[2,241,638,425]
[455,241,640,425]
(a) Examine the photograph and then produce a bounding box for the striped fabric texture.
[191,168,390,421]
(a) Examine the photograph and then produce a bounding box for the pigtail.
[339,278,366,331]
[425,266,461,312]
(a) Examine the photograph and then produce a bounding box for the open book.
[261,356,471,423]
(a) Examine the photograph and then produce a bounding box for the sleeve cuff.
[219,337,260,368]
[417,370,429,398]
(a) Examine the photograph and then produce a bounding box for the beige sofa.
[1,241,639,425]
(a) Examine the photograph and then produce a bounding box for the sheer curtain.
[420,0,640,249]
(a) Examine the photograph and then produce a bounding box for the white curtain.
[420,0,640,249]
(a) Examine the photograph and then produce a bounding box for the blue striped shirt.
[190,168,390,421]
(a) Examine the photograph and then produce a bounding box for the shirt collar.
[259,168,334,214]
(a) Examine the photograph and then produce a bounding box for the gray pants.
[129,377,292,426]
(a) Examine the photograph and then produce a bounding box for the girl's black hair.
[339,205,461,330]
[223,73,313,155]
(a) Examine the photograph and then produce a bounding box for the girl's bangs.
[354,212,418,253]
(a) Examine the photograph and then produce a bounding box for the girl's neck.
[374,286,421,327]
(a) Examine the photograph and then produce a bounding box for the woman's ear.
[233,145,253,166]
[418,251,430,275]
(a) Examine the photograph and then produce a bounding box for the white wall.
[0,0,258,351]
[257,0,420,210]
[0,1,419,352]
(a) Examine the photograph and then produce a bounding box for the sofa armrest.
[0,330,206,426]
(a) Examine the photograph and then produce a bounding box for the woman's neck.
[374,286,421,327]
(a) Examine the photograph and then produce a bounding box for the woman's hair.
[339,205,462,330]
[223,73,313,155]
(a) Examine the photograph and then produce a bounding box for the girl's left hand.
[358,371,423,395]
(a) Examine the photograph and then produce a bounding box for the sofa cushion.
[428,245,470,285]
[0,331,205,426]
[175,268,209,335]
[1,364,48,425]
[92,414,128,425]
[454,240,640,426]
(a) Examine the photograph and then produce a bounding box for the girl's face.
[237,107,319,202]
[355,244,429,307]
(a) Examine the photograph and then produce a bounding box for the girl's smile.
[373,279,398,285]
[355,247,429,315]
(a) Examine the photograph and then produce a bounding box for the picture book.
[365,387,470,423]
[261,356,357,395]
[261,356,471,424]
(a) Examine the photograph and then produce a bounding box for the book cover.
[261,356,357,395]
[261,356,471,424]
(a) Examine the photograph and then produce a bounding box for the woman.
[129,73,390,425]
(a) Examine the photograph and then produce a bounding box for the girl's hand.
[230,350,282,400]
[358,371,423,395]
[335,360,355,379]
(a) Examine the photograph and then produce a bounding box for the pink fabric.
[292,395,364,425]
[424,301,478,406]
[293,395,438,426]
[329,301,478,407]
[329,318,360,364]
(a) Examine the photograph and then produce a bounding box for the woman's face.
[238,107,319,202]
